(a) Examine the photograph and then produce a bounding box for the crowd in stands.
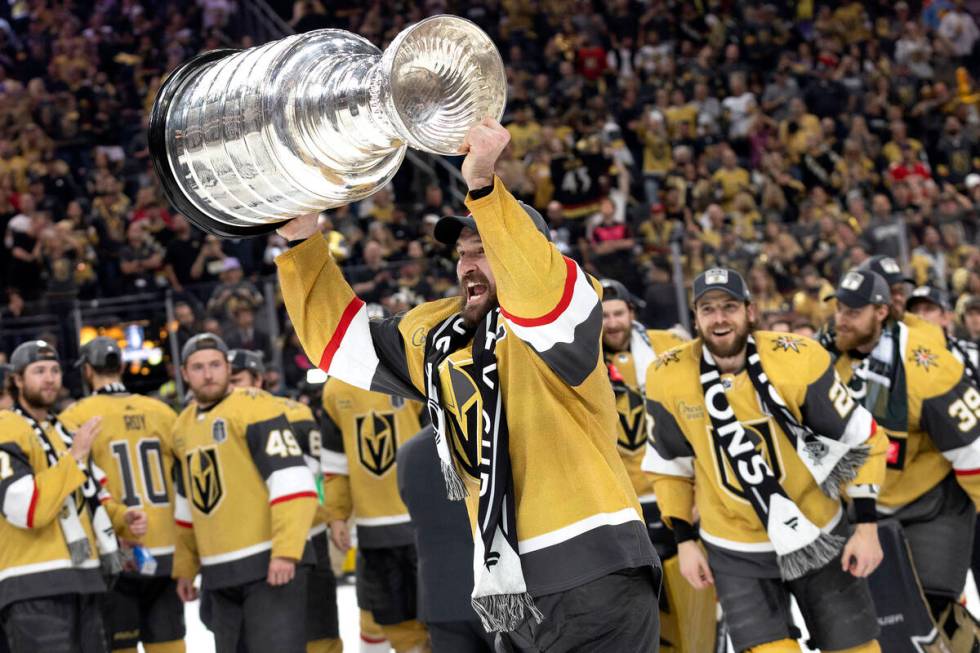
[3,0,980,396]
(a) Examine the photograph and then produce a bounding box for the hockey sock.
[144,642,187,653]
[824,641,881,653]
[746,639,802,653]
[307,637,343,653]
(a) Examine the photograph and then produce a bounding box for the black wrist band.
[853,498,878,523]
[672,518,698,544]
[468,179,495,200]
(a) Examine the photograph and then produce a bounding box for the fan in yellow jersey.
[828,269,980,641]
[227,348,342,653]
[276,119,659,651]
[0,340,148,653]
[171,334,318,653]
[58,337,182,653]
[644,268,886,653]
[320,372,428,653]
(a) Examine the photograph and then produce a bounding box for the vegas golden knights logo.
[187,447,224,514]
[615,387,647,452]
[356,412,398,477]
[441,359,482,478]
[712,419,784,502]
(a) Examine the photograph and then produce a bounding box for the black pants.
[209,567,309,653]
[356,545,419,626]
[494,567,660,652]
[103,576,185,649]
[1,593,107,653]
[429,620,495,653]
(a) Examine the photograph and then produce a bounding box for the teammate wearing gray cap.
[170,334,319,653]
[829,269,980,643]
[58,337,182,653]
[0,340,147,653]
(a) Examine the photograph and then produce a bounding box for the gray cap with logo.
[76,336,123,370]
[181,333,229,363]
[831,269,890,308]
[693,268,751,304]
[11,340,60,373]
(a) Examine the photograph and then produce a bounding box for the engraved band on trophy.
[148,15,506,237]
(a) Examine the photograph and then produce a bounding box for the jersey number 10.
[110,439,170,507]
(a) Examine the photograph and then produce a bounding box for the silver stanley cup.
[149,15,506,237]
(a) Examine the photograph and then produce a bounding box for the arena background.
[3,0,980,649]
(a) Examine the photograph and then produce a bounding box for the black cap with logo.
[434,201,552,245]
[76,336,123,370]
[906,286,950,312]
[693,268,751,304]
[859,255,915,287]
[11,340,60,374]
[600,278,645,309]
[831,269,890,308]
[181,333,229,364]
[228,349,265,376]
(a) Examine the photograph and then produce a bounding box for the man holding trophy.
[149,15,661,650]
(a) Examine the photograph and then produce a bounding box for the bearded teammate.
[320,374,429,653]
[644,268,886,653]
[829,269,980,640]
[277,119,659,650]
[58,337,183,653]
[171,334,318,653]
[0,340,148,653]
[226,349,342,653]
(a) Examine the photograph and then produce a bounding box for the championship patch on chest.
[212,418,228,443]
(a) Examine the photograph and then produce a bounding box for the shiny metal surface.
[150,15,505,236]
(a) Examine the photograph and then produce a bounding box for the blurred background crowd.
[2,0,980,404]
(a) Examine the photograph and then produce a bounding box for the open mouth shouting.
[465,279,489,306]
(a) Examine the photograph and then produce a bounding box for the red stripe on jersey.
[955,468,980,476]
[99,477,107,486]
[319,297,365,372]
[269,491,318,506]
[25,482,38,528]
[500,257,577,327]
[361,635,387,644]
[175,519,193,528]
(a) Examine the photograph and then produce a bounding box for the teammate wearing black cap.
[226,349,342,653]
[170,334,318,653]
[58,337,182,653]
[644,268,885,653]
[906,286,980,387]
[828,270,980,644]
[0,340,148,653]
[277,119,659,650]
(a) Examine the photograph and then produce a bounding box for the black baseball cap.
[11,340,60,373]
[76,336,123,370]
[600,278,645,309]
[228,349,265,376]
[831,269,890,308]
[181,333,229,364]
[434,201,551,245]
[693,268,751,304]
[906,286,950,312]
[859,255,915,287]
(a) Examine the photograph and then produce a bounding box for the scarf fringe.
[68,538,92,566]
[471,592,544,633]
[440,460,469,501]
[778,531,846,581]
[100,550,124,576]
[818,444,870,499]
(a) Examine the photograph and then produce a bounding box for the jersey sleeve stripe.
[269,490,318,506]
[320,449,349,475]
[2,476,36,529]
[641,448,695,477]
[941,439,980,473]
[317,298,380,390]
[956,468,980,476]
[500,257,577,327]
[266,466,317,504]
[174,492,192,523]
[175,519,193,529]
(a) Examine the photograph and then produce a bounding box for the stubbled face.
[890,282,909,321]
[16,361,61,410]
[695,291,753,358]
[835,304,887,352]
[602,299,633,352]
[455,228,497,326]
[182,349,230,405]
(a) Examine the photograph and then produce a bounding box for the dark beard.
[603,330,630,352]
[20,387,55,412]
[836,326,878,354]
[458,288,498,327]
[703,326,750,359]
[193,381,229,407]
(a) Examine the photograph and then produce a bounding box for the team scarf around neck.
[845,320,909,433]
[700,338,849,580]
[423,309,542,633]
[94,381,128,395]
[14,404,122,574]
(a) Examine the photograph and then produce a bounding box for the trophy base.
[150,48,283,238]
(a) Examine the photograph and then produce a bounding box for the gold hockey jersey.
[605,328,686,502]
[171,388,318,589]
[278,177,656,596]
[644,332,886,577]
[0,411,108,608]
[834,321,980,511]
[320,377,423,548]
[59,389,178,576]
